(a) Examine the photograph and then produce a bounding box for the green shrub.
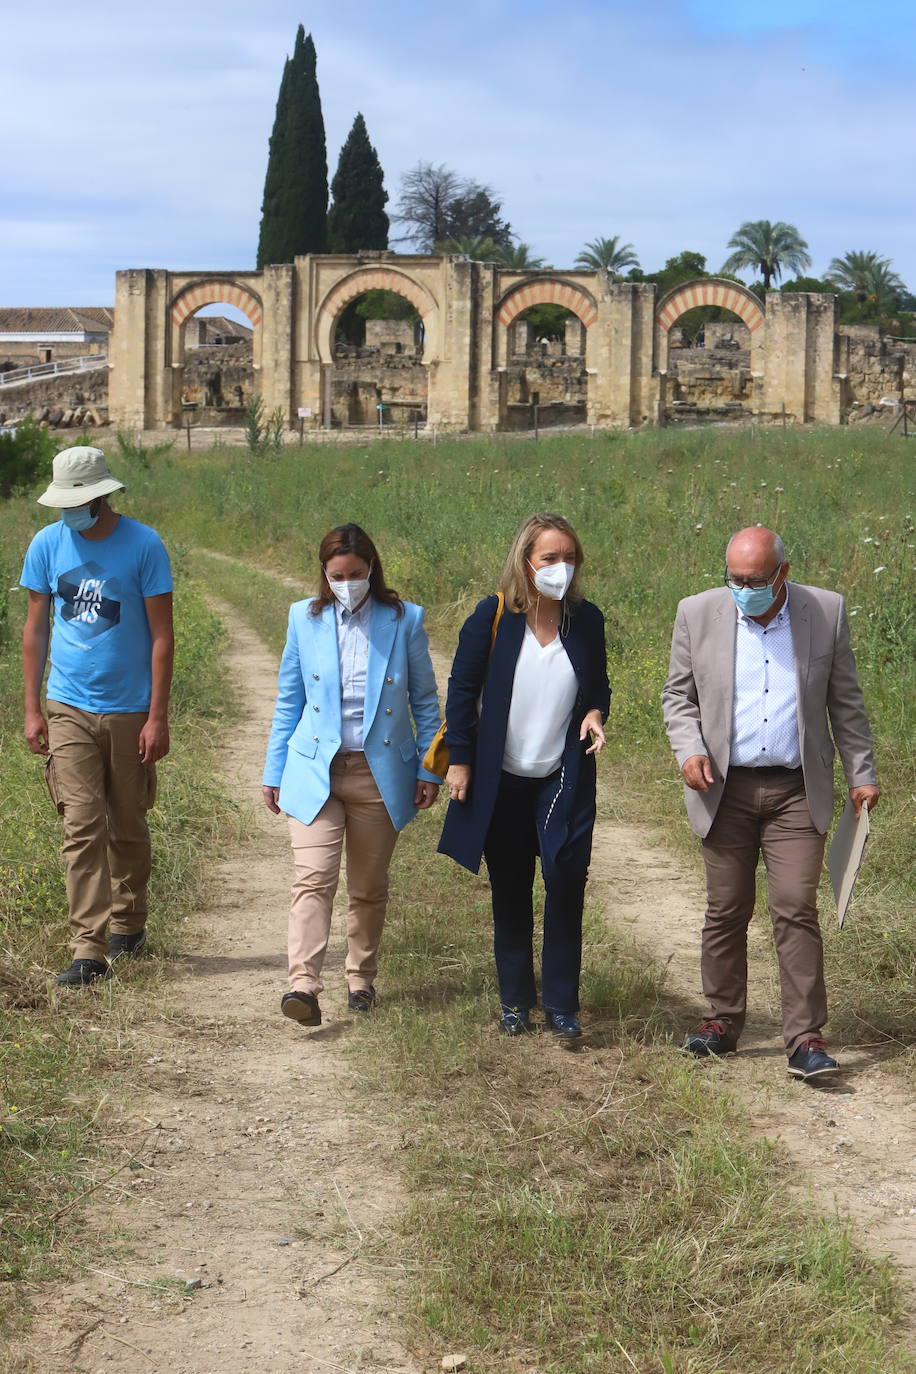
[0,417,55,500]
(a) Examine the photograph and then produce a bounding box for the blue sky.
[2,0,914,306]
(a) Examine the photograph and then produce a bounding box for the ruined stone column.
[259,264,295,424]
[425,257,476,431]
[564,316,585,358]
[109,269,171,430]
[761,293,840,424]
[596,282,656,427]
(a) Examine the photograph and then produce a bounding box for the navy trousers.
[483,769,592,1015]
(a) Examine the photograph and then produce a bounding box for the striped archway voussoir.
[655,279,764,333]
[319,268,437,324]
[170,281,263,329]
[497,280,598,330]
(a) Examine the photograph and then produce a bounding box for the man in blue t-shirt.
[20,446,174,987]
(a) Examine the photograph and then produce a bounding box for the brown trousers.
[700,766,828,1054]
[46,701,155,963]
[286,751,398,995]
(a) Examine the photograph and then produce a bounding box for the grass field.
[125,423,916,1049]
[0,424,913,1368]
[0,511,235,1337]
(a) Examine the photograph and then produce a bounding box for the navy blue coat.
[437,595,611,874]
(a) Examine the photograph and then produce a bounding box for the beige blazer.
[662,583,877,837]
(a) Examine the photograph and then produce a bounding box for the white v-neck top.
[502,626,578,777]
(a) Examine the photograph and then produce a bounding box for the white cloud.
[1,0,914,303]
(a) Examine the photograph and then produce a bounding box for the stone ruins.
[2,256,913,432]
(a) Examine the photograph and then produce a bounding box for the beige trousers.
[46,701,155,963]
[700,766,828,1054]
[287,751,398,995]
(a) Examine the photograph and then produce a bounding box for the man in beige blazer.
[662,526,879,1080]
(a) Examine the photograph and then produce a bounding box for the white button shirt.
[730,589,801,768]
[335,598,371,750]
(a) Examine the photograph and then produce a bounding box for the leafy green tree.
[436,235,501,260]
[435,237,549,269]
[518,305,573,340]
[826,251,906,308]
[354,290,419,322]
[257,27,328,266]
[574,236,640,276]
[493,242,548,269]
[721,220,811,290]
[327,113,389,252]
[779,275,836,294]
[445,187,512,246]
[393,163,512,250]
[647,251,708,296]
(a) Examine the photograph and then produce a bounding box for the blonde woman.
[438,514,609,1038]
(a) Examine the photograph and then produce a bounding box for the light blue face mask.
[729,583,777,617]
[61,504,99,532]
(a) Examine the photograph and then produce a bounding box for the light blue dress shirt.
[730,589,801,768]
[335,598,371,749]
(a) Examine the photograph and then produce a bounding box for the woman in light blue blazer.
[262,524,441,1027]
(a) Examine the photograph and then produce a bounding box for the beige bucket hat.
[37,447,125,508]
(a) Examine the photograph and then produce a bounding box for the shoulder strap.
[488,592,505,656]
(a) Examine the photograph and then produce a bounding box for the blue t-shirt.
[20,515,173,714]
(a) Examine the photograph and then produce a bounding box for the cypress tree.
[256,55,291,267]
[327,113,389,253]
[257,26,328,265]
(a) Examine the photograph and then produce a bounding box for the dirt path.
[202,551,916,1312]
[589,825,916,1313]
[10,555,912,1368]
[11,603,421,1374]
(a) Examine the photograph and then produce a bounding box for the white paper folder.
[828,800,871,929]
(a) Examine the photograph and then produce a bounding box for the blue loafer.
[499,1008,531,1036]
[543,1011,582,1040]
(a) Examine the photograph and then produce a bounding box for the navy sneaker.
[681,1019,738,1057]
[543,1011,582,1040]
[108,929,148,960]
[280,990,321,1026]
[498,1008,531,1036]
[788,1037,839,1081]
[56,959,111,987]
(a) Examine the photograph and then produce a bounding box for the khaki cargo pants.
[46,701,156,963]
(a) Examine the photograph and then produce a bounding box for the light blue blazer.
[263,598,442,831]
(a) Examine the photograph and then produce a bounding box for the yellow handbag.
[422,593,505,780]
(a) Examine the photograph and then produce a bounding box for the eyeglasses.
[724,561,782,591]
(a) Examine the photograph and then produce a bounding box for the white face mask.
[329,577,371,612]
[529,560,575,601]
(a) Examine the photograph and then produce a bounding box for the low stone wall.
[669,346,753,414]
[329,353,428,426]
[0,367,110,427]
[503,401,586,430]
[840,330,916,410]
[180,343,254,410]
[505,357,587,408]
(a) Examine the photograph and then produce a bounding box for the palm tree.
[826,250,906,306]
[721,220,811,290]
[493,241,548,269]
[436,234,500,260]
[575,235,640,276]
